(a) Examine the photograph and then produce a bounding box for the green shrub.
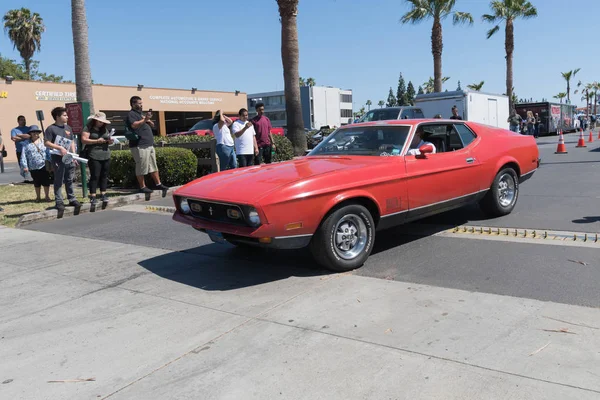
[109,147,197,188]
[272,135,294,162]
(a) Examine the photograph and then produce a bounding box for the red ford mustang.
[172,119,540,271]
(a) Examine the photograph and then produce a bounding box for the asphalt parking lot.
[2,131,600,399]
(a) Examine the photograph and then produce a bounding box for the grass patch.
[0,184,135,228]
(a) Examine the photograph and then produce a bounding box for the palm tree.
[71,0,94,113]
[277,0,306,155]
[553,92,566,104]
[298,76,305,86]
[366,100,372,110]
[3,8,45,79]
[423,76,449,93]
[467,81,485,91]
[378,100,385,108]
[306,77,316,87]
[401,0,473,93]
[561,68,580,103]
[483,0,538,109]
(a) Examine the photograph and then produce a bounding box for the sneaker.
[68,200,81,208]
[156,184,169,197]
[56,203,65,211]
[139,187,153,194]
[90,196,97,206]
[101,194,109,203]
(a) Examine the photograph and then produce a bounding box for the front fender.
[320,190,382,222]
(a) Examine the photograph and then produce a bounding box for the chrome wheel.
[333,214,368,260]
[498,173,516,207]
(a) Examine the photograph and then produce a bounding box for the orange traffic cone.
[588,129,594,143]
[555,131,568,154]
[597,129,600,140]
[576,128,587,148]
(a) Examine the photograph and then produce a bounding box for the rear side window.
[413,109,424,118]
[400,109,413,119]
[361,109,400,122]
[454,124,477,147]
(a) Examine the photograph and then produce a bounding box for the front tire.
[479,167,519,217]
[310,204,375,272]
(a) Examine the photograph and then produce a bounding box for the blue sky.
[0,0,595,109]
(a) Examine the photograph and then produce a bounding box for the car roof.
[342,118,463,128]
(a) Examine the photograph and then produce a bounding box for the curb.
[16,186,181,227]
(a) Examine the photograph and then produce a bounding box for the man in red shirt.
[251,103,276,164]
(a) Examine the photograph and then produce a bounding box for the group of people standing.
[8,95,169,211]
[213,102,277,171]
[508,109,541,138]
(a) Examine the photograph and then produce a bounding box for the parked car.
[168,118,284,137]
[172,119,539,272]
[358,106,425,122]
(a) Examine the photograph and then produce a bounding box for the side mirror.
[416,143,434,158]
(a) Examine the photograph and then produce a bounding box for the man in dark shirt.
[449,106,462,120]
[126,96,168,195]
[44,107,81,211]
[251,103,276,165]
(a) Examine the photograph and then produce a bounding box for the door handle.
[466,157,475,164]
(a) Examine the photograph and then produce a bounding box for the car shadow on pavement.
[138,244,329,291]
[572,216,600,224]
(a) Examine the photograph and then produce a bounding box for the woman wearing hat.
[19,125,52,202]
[82,112,114,207]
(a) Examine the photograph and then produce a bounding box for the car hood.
[176,156,388,204]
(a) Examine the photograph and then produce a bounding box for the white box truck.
[414,90,510,129]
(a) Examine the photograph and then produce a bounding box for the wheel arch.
[320,192,382,228]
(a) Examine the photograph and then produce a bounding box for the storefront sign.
[35,90,77,101]
[66,102,84,135]
[0,91,8,98]
[148,95,223,105]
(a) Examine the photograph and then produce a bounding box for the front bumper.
[172,212,312,250]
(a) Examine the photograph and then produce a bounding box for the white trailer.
[414,90,510,129]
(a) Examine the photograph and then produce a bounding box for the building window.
[341,109,353,118]
[340,94,352,103]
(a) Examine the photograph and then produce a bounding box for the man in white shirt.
[231,108,259,167]
[213,110,237,171]
[406,126,436,156]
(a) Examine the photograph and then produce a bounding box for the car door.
[404,122,481,220]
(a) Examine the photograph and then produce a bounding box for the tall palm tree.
[71,0,94,113]
[378,100,385,108]
[561,68,580,103]
[3,8,45,79]
[401,0,473,93]
[277,0,305,155]
[306,77,316,87]
[483,0,537,109]
[553,92,566,104]
[366,100,372,110]
[467,81,485,91]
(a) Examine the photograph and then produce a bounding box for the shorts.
[131,146,158,176]
[30,167,52,188]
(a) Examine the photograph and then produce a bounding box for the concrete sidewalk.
[1,226,599,400]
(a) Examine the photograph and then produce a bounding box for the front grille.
[187,199,248,227]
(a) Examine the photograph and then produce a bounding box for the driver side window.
[413,123,467,153]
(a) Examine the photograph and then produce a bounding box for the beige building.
[0,80,247,162]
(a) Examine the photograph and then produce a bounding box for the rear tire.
[310,204,375,272]
[479,167,519,217]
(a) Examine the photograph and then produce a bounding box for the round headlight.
[179,198,191,214]
[248,209,261,226]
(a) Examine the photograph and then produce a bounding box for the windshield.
[308,125,410,156]
[189,119,214,131]
[360,109,400,122]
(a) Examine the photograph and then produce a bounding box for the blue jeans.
[510,125,519,133]
[216,144,237,171]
